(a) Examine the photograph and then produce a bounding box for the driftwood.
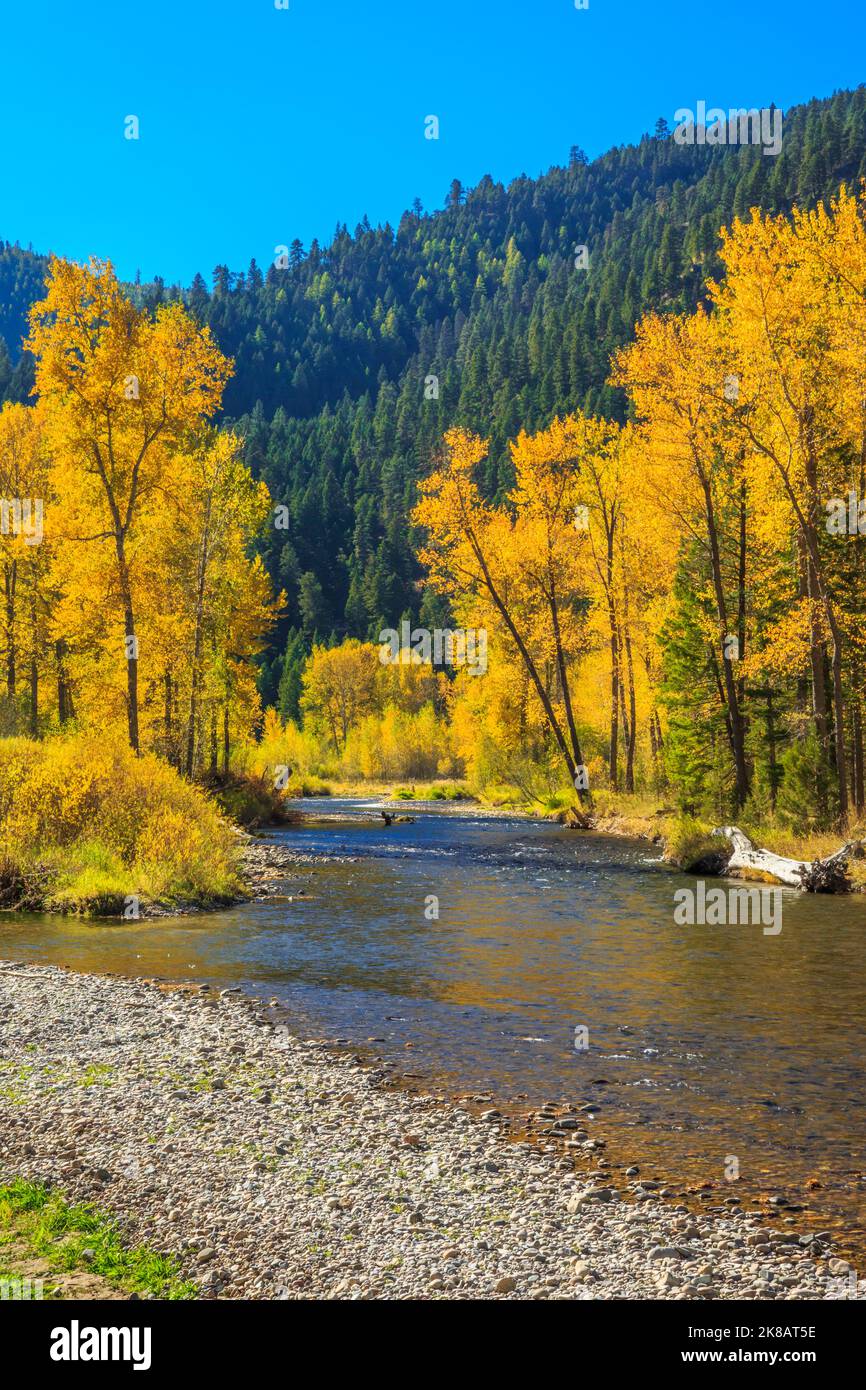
[713,825,857,893]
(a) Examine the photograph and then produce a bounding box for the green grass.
[38,835,242,916]
[477,782,526,808]
[76,1063,115,1088]
[289,775,332,797]
[584,788,670,821]
[0,1178,197,1300]
[41,841,132,915]
[660,815,722,869]
[424,783,471,801]
[392,782,472,801]
[531,789,576,815]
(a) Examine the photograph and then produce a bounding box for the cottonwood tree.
[27,258,231,753]
[613,309,751,809]
[711,197,866,820]
[414,426,593,796]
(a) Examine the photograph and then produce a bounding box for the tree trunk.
[715,825,856,892]
[623,623,637,795]
[164,672,173,762]
[737,477,747,710]
[699,471,749,807]
[4,559,16,698]
[854,699,864,816]
[469,532,586,795]
[827,617,849,820]
[547,575,585,782]
[114,536,139,754]
[28,578,37,736]
[766,689,778,813]
[186,499,213,778]
[607,596,619,791]
[802,435,847,818]
[29,657,37,735]
[56,639,71,724]
[123,598,139,752]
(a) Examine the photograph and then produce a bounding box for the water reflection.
[2,800,865,1255]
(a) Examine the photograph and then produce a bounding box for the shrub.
[200,771,299,827]
[0,732,242,913]
[665,815,725,871]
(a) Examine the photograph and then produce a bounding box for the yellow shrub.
[0,731,241,910]
[342,702,451,780]
[239,709,334,782]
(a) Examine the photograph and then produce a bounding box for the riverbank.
[0,960,858,1301]
[329,781,866,891]
[141,835,325,919]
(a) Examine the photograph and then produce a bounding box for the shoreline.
[0,959,860,1301]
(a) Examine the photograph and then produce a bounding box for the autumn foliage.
[0,731,241,911]
[0,258,280,767]
[408,185,866,826]
[5,188,866,841]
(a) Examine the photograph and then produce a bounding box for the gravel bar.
[0,960,859,1301]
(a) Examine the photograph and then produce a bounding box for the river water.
[2,799,865,1258]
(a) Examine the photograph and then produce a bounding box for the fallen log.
[713,825,858,893]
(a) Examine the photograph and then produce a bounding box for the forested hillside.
[3,87,866,713]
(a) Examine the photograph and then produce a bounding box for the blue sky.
[1,0,863,285]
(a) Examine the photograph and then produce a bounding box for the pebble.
[0,960,858,1303]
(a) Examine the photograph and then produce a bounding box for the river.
[2,798,865,1261]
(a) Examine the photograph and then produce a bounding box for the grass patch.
[663,815,724,870]
[531,788,576,816]
[41,841,133,915]
[423,782,471,801]
[584,789,670,822]
[0,1178,196,1300]
[389,782,472,802]
[476,782,525,808]
[287,776,332,797]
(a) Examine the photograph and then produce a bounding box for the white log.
[713,825,856,891]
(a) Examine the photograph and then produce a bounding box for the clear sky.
[1,0,863,285]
